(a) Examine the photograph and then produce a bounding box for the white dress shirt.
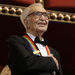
[27,33,48,57]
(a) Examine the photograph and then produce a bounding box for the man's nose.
[40,15,46,20]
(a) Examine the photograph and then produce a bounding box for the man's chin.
[37,29,47,33]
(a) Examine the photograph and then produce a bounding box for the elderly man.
[8,3,63,75]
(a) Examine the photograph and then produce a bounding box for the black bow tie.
[34,37,47,46]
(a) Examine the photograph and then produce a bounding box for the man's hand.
[48,54,59,70]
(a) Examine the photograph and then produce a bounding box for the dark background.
[0,0,75,75]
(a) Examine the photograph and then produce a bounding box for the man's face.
[25,11,49,33]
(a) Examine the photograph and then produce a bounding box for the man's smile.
[37,21,47,26]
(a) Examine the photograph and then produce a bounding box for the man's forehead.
[29,4,47,13]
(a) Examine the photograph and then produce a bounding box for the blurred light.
[50,13,57,19]
[2,7,9,13]
[16,8,23,15]
[9,7,16,14]
[57,13,64,20]
[64,14,70,21]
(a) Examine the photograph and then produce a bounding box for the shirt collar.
[27,33,44,41]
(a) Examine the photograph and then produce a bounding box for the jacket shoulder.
[8,35,25,44]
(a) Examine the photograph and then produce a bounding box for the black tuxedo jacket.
[7,35,63,75]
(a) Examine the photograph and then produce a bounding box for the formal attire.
[7,33,63,75]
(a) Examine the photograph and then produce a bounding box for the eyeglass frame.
[26,11,50,19]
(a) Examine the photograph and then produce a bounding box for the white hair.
[20,3,45,28]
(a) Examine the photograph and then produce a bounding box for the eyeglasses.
[27,12,50,19]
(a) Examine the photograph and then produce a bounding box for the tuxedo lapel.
[22,34,42,56]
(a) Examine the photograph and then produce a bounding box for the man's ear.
[23,19,27,29]
[24,18,29,25]
[23,18,30,29]
[23,19,26,24]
